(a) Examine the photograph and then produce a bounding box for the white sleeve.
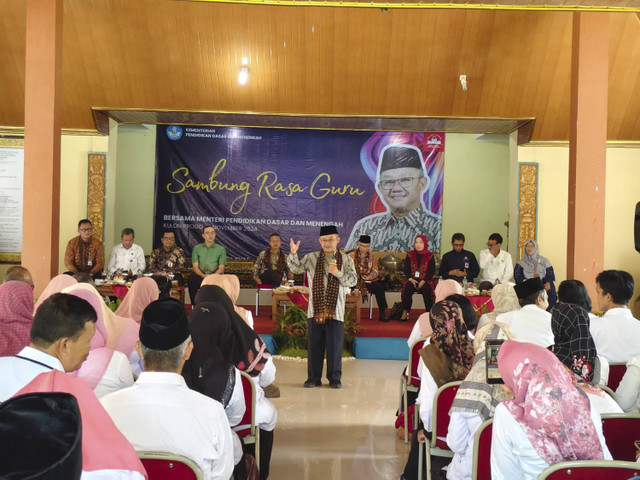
[490,404,523,480]
[446,411,472,453]
[106,247,118,275]
[615,358,640,412]
[590,404,612,460]
[407,321,422,348]
[135,246,146,275]
[92,351,134,399]
[417,365,438,431]
[257,356,276,387]
[225,369,246,427]
[479,250,490,269]
[205,408,234,480]
[501,254,514,283]
[244,310,254,329]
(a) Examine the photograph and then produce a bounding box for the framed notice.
[0,138,24,263]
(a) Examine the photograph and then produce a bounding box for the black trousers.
[366,281,388,311]
[187,273,203,303]
[307,318,344,383]
[245,428,274,480]
[402,281,433,312]
[259,270,282,287]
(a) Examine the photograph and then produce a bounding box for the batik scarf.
[498,340,604,465]
[517,239,551,279]
[312,250,343,324]
[449,322,514,422]
[551,302,597,383]
[262,248,286,276]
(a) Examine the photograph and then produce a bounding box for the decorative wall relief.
[87,153,106,243]
[518,163,538,260]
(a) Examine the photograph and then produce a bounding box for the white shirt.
[496,305,554,348]
[590,307,640,363]
[479,249,513,284]
[0,346,64,402]
[107,243,146,275]
[100,371,234,480]
[615,354,640,412]
[257,356,277,388]
[446,411,484,480]
[490,402,612,480]
[93,351,135,399]
[416,357,438,432]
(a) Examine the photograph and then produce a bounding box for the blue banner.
[154,126,444,258]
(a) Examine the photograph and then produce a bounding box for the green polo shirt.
[192,242,227,274]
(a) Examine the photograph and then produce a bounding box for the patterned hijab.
[428,300,475,380]
[551,302,597,383]
[498,340,604,464]
[115,277,159,323]
[0,281,35,356]
[517,239,551,278]
[450,322,515,422]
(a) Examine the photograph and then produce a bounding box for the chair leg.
[256,290,259,316]
[369,297,373,319]
[255,428,260,473]
[418,440,424,480]
[404,380,409,443]
[425,443,431,480]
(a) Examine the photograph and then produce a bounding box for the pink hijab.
[115,277,159,323]
[62,283,139,358]
[434,279,464,302]
[33,274,77,313]
[0,281,35,356]
[65,288,114,389]
[202,274,250,325]
[16,370,147,478]
[498,340,604,464]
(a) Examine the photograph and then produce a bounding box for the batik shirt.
[148,246,186,272]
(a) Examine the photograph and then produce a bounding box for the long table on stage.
[271,291,362,324]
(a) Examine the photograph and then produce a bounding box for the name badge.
[414,271,420,279]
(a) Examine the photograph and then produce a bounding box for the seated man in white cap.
[496,277,553,348]
[348,234,389,321]
[100,298,234,480]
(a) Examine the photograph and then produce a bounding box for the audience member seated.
[184,302,277,479]
[0,293,97,402]
[496,278,553,348]
[439,233,480,284]
[151,274,173,299]
[514,239,557,310]
[73,271,95,285]
[476,283,520,330]
[407,279,463,347]
[0,280,35,357]
[491,340,612,480]
[446,294,479,333]
[115,277,160,324]
[64,219,105,277]
[556,279,595,318]
[446,321,516,480]
[203,274,254,328]
[33,274,77,313]
[401,300,474,480]
[106,227,146,277]
[3,265,34,289]
[615,353,640,412]
[252,232,291,287]
[551,302,621,414]
[188,225,227,303]
[590,269,640,363]
[101,298,234,480]
[349,235,389,321]
[478,233,513,285]
[148,229,186,274]
[18,370,146,479]
[66,288,134,399]
[397,234,435,322]
[194,285,275,387]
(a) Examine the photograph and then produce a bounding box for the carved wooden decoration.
[518,163,538,260]
[87,153,106,243]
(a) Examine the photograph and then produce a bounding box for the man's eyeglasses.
[162,237,175,241]
[79,228,92,232]
[379,177,423,190]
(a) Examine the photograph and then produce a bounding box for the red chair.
[232,371,260,468]
[399,337,427,443]
[537,460,640,480]
[471,418,493,480]
[419,381,462,480]
[607,363,627,391]
[137,451,203,480]
[601,413,640,461]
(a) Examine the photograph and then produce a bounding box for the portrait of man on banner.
[345,135,443,253]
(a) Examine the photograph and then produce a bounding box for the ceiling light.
[238,58,249,85]
[459,74,467,92]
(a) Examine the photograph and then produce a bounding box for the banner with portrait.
[154,126,445,258]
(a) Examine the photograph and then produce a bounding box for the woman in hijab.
[0,281,35,356]
[201,274,253,328]
[33,274,77,313]
[446,322,516,480]
[399,234,435,322]
[115,277,160,323]
[401,300,475,480]
[514,239,557,310]
[184,302,277,480]
[65,289,134,398]
[491,340,611,480]
[446,294,478,333]
[477,283,520,330]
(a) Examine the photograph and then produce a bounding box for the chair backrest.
[408,338,427,388]
[607,363,627,391]
[137,451,204,480]
[601,413,640,461]
[471,419,493,480]
[537,460,640,480]
[431,381,462,450]
[232,371,257,438]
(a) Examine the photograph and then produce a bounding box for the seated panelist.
[348,235,389,322]
[253,233,292,287]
